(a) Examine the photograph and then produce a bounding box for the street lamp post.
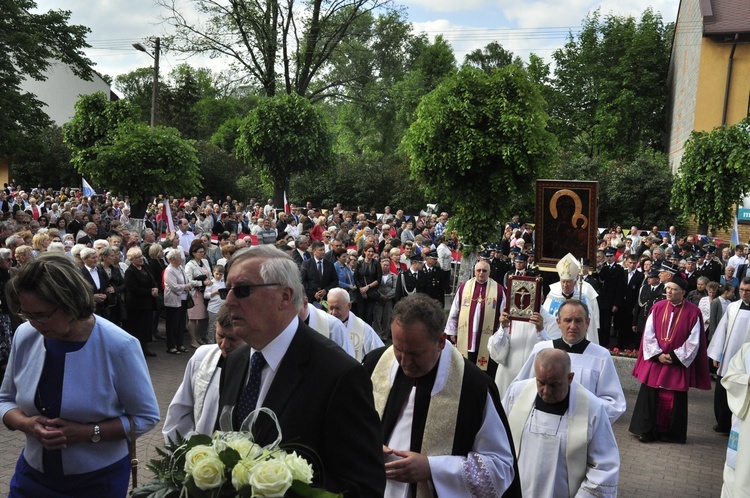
[132,37,160,127]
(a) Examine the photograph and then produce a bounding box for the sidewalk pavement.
[0,338,729,497]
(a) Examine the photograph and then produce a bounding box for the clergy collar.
[534,390,570,415]
[741,301,750,311]
[562,292,574,300]
[552,338,589,354]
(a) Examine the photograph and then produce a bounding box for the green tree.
[64,92,201,209]
[74,122,201,206]
[10,126,79,188]
[158,0,391,100]
[236,93,333,207]
[194,140,255,200]
[463,41,515,74]
[402,65,556,247]
[114,67,156,123]
[1,0,92,156]
[672,118,750,230]
[551,8,671,160]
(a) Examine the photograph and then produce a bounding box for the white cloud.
[401,0,498,13]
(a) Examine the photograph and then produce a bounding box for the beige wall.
[694,39,750,132]
[667,0,703,173]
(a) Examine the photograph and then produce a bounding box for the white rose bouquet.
[132,408,340,498]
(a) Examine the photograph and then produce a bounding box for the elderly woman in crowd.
[0,253,159,497]
[14,245,34,270]
[124,247,159,358]
[98,246,125,326]
[163,248,193,355]
[184,242,212,348]
[162,304,244,443]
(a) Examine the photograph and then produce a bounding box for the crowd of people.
[1,181,750,496]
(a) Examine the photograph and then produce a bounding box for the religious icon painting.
[506,275,544,322]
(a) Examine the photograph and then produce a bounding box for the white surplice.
[489,310,552,398]
[503,379,619,498]
[721,342,750,497]
[306,305,355,357]
[511,340,626,424]
[382,343,516,497]
[163,344,222,443]
[708,302,750,376]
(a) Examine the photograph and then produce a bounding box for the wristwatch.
[92,424,101,443]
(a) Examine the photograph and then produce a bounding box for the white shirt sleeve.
[427,393,516,497]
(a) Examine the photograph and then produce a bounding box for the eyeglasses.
[18,306,59,323]
[218,283,282,299]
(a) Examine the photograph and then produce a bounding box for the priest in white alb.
[512,300,626,423]
[542,253,600,344]
[298,296,355,357]
[721,342,750,497]
[364,294,522,497]
[445,260,505,377]
[708,277,750,434]
[327,288,383,361]
[503,348,620,497]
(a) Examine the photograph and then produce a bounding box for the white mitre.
[556,253,581,280]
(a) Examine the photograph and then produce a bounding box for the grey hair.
[47,242,65,253]
[80,247,98,261]
[166,248,184,263]
[226,245,304,309]
[0,248,11,259]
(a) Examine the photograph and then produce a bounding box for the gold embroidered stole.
[348,314,366,361]
[508,381,589,497]
[457,278,499,370]
[371,346,465,498]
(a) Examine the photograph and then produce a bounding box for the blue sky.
[33,0,679,95]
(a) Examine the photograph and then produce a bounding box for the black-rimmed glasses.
[219,283,282,299]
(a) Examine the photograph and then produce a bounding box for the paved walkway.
[0,336,730,497]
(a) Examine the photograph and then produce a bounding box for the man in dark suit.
[300,241,338,303]
[634,269,663,335]
[80,247,112,317]
[218,245,385,497]
[394,253,428,303]
[616,254,644,350]
[598,247,624,347]
[290,235,310,267]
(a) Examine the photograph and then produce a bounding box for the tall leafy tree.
[64,92,201,209]
[235,93,333,207]
[10,126,79,188]
[402,65,556,247]
[463,41,515,74]
[672,118,750,230]
[157,0,391,100]
[1,0,92,156]
[551,8,671,160]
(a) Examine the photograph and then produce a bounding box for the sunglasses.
[218,283,281,299]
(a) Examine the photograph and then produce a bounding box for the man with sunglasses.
[217,245,385,497]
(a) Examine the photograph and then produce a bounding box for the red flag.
[284,191,290,214]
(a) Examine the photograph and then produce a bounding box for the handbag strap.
[127,414,138,488]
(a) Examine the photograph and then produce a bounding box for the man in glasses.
[445,260,504,377]
[503,348,620,497]
[217,245,385,496]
